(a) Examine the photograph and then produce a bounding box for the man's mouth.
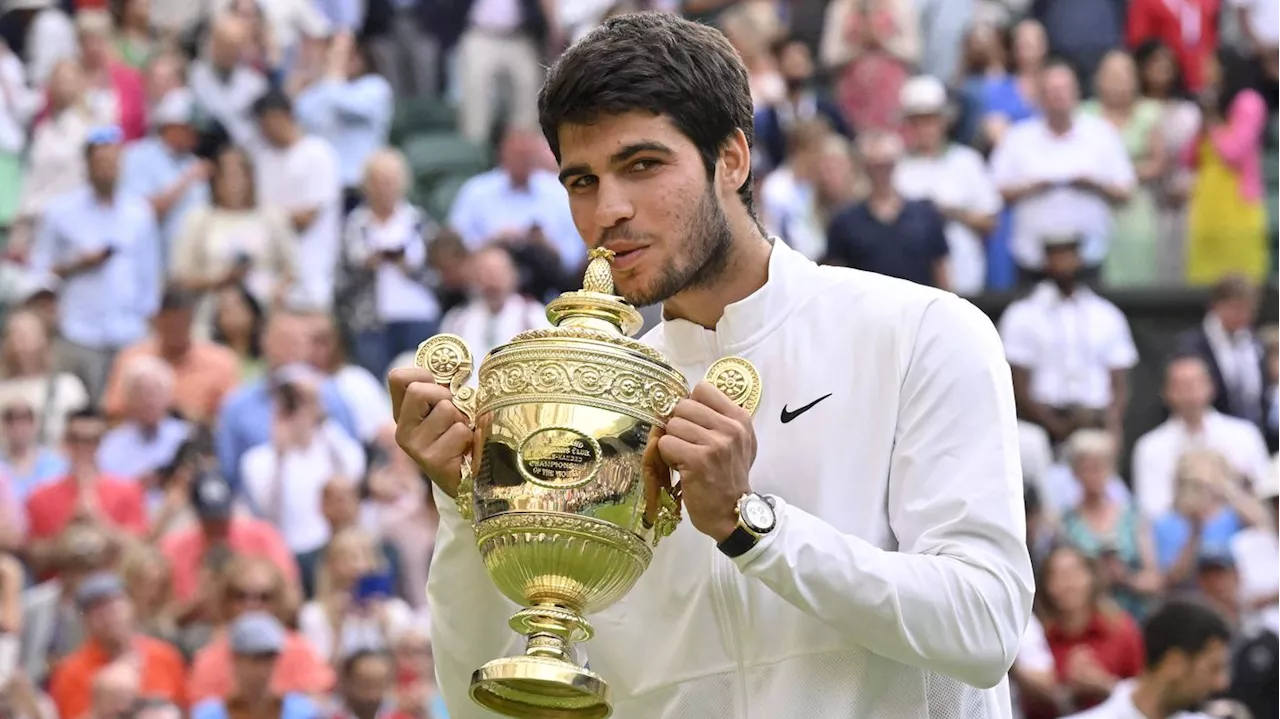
[609,246,647,271]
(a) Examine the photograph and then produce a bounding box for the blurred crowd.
[0,0,1274,718]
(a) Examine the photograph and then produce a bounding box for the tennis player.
[392,12,1034,718]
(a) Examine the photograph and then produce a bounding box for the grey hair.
[1063,429,1116,466]
[122,355,175,393]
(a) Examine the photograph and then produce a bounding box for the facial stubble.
[621,182,734,308]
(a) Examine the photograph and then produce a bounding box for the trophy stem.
[510,603,594,663]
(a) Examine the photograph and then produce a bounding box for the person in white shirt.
[1132,355,1272,519]
[998,235,1138,447]
[252,89,343,311]
[895,74,1001,296]
[188,14,269,152]
[1063,599,1231,719]
[1232,460,1279,637]
[990,60,1135,285]
[392,12,1033,719]
[438,245,549,361]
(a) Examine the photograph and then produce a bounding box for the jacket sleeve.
[425,484,526,718]
[734,294,1035,689]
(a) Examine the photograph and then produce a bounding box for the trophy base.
[470,655,612,719]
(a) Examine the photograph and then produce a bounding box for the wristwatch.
[716,493,777,558]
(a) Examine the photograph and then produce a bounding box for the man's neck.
[1178,409,1207,433]
[1129,675,1176,719]
[370,202,397,221]
[1046,113,1074,135]
[1051,278,1077,297]
[96,635,130,659]
[661,223,773,330]
[867,189,903,221]
[92,186,116,205]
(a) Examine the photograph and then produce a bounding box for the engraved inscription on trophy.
[518,427,602,489]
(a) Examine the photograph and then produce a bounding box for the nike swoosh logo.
[780,393,833,424]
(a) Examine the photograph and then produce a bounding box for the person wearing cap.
[119,87,211,254]
[191,612,319,719]
[895,74,1001,296]
[100,286,241,425]
[997,233,1138,447]
[161,469,298,608]
[989,59,1136,286]
[28,122,163,401]
[825,130,952,291]
[48,571,186,719]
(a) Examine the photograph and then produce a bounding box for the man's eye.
[569,176,597,190]
[630,159,659,172]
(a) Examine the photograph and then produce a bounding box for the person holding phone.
[297,527,418,664]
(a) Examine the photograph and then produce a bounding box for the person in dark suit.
[1175,275,1270,447]
[754,36,852,172]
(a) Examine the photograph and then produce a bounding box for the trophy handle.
[413,335,478,520]
[649,357,763,546]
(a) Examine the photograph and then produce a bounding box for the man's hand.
[390,368,472,498]
[656,382,757,542]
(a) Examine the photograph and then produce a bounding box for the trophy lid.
[545,248,646,338]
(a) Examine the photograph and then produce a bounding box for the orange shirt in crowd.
[187,630,335,702]
[24,475,148,541]
[101,340,241,423]
[160,517,300,602]
[50,636,187,719]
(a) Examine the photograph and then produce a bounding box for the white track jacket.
[427,240,1035,718]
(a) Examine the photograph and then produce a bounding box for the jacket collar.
[658,239,812,366]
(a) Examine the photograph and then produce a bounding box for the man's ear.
[717,128,752,200]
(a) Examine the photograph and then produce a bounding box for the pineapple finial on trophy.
[583,247,616,295]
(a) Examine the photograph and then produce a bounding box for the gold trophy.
[415,247,762,719]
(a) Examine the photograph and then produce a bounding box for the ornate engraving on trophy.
[518,427,602,488]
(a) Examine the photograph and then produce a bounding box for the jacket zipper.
[709,550,751,719]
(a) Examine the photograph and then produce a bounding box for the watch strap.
[716,526,759,558]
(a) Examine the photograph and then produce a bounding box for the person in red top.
[1128,0,1220,92]
[49,572,187,719]
[24,407,147,573]
[1030,544,1145,718]
[161,470,299,612]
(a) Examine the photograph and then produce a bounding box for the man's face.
[88,144,122,192]
[154,307,193,357]
[344,654,393,713]
[1214,297,1258,333]
[500,132,541,186]
[64,417,106,466]
[129,376,170,426]
[1166,640,1232,711]
[903,113,947,152]
[86,596,135,645]
[1040,67,1080,118]
[224,569,276,620]
[263,315,311,368]
[1165,359,1214,417]
[159,124,197,154]
[557,112,733,308]
[2,404,37,447]
[232,653,278,696]
[778,41,813,88]
[258,110,293,148]
[1043,244,1082,280]
[322,480,360,529]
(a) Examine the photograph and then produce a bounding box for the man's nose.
[592,176,635,234]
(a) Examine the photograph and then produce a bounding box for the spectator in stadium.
[990,60,1135,285]
[0,310,88,449]
[191,611,321,719]
[209,284,266,379]
[253,89,343,310]
[424,229,470,318]
[24,407,148,571]
[297,527,416,664]
[819,0,919,133]
[1062,598,1231,719]
[141,50,187,111]
[1059,430,1163,617]
[294,32,394,210]
[110,0,156,69]
[363,429,436,610]
[170,146,298,322]
[1231,461,1279,637]
[187,13,269,150]
[101,287,242,426]
[1034,544,1145,718]
[1135,39,1202,285]
[336,148,440,379]
[450,0,550,146]
[1132,354,1272,519]
[753,35,850,171]
[0,35,37,229]
[437,245,550,360]
[72,10,146,141]
[96,356,193,500]
[999,235,1137,447]
[1153,449,1269,588]
[29,125,162,401]
[331,649,396,719]
[294,477,401,602]
[118,543,181,647]
[1125,0,1219,93]
[3,0,75,88]
[308,314,392,445]
[81,660,141,719]
[17,523,111,683]
[48,572,186,719]
[758,119,832,261]
[1175,274,1268,432]
[1183,48,1269,286]
[448,128,584,273]
[215,308,356,491]
[188,555,331,703]
[387,627,447,718]
[979,18,1047,148]
[895,74,1001,295]
[1080,50,1164,287]
[824,129,951,290]
[119,88,211,256]
[0,395,67,507]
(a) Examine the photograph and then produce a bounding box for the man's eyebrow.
[558,141,675,185]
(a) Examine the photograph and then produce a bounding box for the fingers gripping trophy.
[412,247,761,718]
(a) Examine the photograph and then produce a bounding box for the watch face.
[741,496,775,533]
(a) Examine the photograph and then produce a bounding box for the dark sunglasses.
[66,433,102,445]
[228,588,274,602]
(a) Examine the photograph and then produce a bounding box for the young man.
[1064,599,1232,719]
[391,12,1033,718]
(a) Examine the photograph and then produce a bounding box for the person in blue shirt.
[216,308,356,494]
[1154,448,1270,589]
[191,612,320,719]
